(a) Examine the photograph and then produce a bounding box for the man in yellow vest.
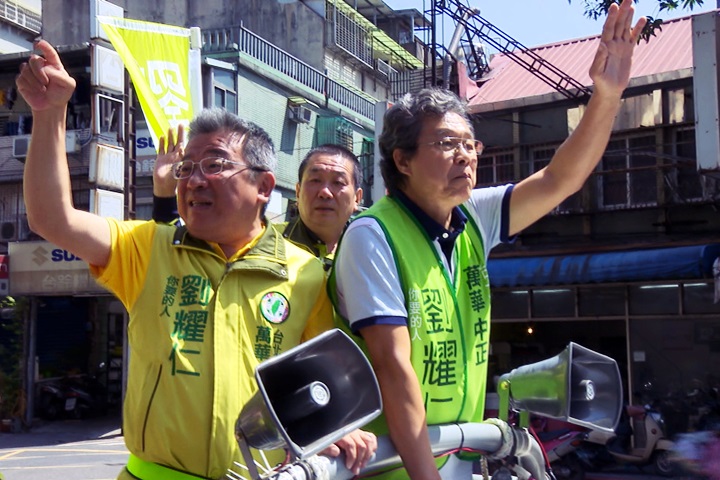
[153,132,363,272]
[17,40,375,480]
[329,1,646,478]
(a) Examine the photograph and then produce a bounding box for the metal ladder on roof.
[426,0,593,101]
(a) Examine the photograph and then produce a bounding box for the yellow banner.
[98,16,193,152]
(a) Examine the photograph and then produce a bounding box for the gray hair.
[188,108,277,177]
[379,88,473,193]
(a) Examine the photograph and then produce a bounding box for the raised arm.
[17,40,111,266]
[508,0,647,236]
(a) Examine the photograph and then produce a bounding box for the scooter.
[36,380,78,420]
[578,404,675,476]
[531,417,588,480]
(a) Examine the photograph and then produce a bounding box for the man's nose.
[317,183,333,198]
[186,164,208,187]
[454,149,473,165]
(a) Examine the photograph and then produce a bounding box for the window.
[477,150,514,186]
[532,288,575,318]
[670,128,702,201]
[599,135,657,208]
[629,284,679,315]
[492,290,529,319]
[315,116,354,150]
[683,282,720,314]
[532,147,554,173]
[578,286,626,316]
[328,4,373,67]
[212,69,237,114]
[94,93,124,146]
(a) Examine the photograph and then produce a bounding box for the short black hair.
[297,144,362,188]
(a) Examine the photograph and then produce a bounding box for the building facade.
[0,0,424,425]
[466,12,720,431]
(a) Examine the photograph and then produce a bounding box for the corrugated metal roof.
[468,13,700,110]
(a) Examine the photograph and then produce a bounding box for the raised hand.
[16,40,76,112]
[154,124,185,197]
[589,0,647,98]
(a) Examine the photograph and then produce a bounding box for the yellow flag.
[98,16,193,151]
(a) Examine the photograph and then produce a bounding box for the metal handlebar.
[228,421,548,480]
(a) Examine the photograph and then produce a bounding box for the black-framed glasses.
[424,137,484,156]
[171,157,261,180]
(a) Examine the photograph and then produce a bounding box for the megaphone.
[236,328,382,461]
[497,342,622,433]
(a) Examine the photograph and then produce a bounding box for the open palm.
[589,0,647,97]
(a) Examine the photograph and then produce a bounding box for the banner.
[98,16,194,151]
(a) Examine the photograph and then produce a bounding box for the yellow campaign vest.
[100,222,331,479]
[331,196,492,478]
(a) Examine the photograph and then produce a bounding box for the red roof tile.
[467,14,698,109]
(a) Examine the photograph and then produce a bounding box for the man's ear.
[257,171,276,202]
[295,182,301,199]
[393,148,411,176]
[354,187,364,207]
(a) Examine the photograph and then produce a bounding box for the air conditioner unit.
[289,104,312,124]
[12,136,30,158]
[0,222,16,242]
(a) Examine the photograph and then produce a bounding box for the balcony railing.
[202,26,376,120]
[0,0,41,33]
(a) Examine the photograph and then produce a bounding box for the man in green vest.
[328,1,646,478]
[17,41,375,480]
[153,133,363,271]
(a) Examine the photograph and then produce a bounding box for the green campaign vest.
[330,196,492,477]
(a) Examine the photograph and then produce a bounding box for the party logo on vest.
[260,292,290,324]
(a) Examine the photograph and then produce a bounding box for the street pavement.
[0,414,127,480]
[0,416,689,480]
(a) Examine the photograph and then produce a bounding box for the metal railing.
[203,26,376,120]
[0,0,41,33]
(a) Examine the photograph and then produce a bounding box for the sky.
[384,0,717,51]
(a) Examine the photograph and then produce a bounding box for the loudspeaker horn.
[498,342,622,433]
[236,328,382,459]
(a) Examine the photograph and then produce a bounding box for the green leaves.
[572,0,704,42]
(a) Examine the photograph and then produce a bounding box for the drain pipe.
[442,7,480,90]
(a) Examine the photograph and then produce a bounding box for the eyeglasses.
[171,157,262,180]
[424,137,484,156]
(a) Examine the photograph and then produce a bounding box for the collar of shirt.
[393,189,467,242]
[284,217,325,256]
[222,224,266,262]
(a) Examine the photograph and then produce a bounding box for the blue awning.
[487,244,720,288]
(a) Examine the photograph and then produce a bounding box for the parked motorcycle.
[532,417,588,480]
[35,369,108,420]
[577,404,675,476]
[36,380,76,420]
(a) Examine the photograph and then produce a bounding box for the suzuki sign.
[8,241,107,295]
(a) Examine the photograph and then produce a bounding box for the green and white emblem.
[260,292,290,324]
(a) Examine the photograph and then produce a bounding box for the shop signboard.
[8,241,106,295]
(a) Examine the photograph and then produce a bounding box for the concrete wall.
[43,0,327,72]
